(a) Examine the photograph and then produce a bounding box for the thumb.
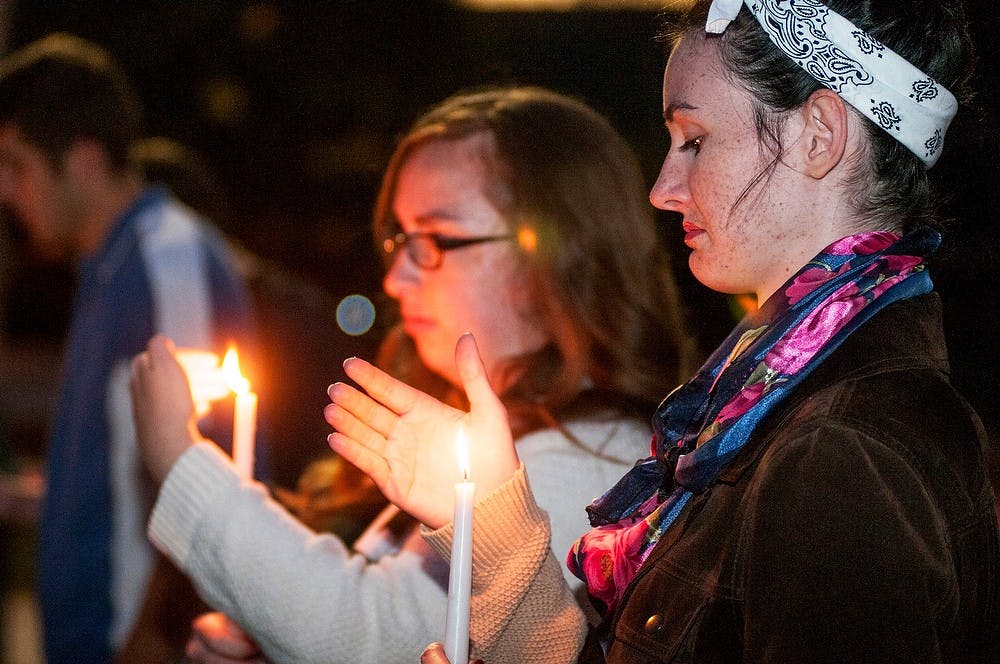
[420,642,451,664]
[455,333,501,412]
[420,641,483,664]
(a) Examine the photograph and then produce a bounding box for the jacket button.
[644,613,664,634]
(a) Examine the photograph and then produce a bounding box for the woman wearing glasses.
[129,86,696,663]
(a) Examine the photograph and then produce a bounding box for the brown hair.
[374,86,697,436]
[0,33,143,172]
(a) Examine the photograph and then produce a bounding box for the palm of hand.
[380,394,467,527]
[326,334,518,529]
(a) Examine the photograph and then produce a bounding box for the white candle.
[223,348,257,480]
[444,428,474,664]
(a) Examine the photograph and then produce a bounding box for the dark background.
[4,1,685,304]
[0,1,738,490]
[0,0,997,487]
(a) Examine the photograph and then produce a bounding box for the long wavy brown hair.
[374,86,697,438]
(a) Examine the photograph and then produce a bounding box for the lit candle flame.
[222,347,251,396]
[456,428,470,481]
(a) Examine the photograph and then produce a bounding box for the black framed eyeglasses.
[381,230,515,270]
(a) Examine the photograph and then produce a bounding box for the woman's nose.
[382,249,418,299]
[649,154,687,213]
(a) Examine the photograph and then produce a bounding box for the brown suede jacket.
[587,293,1000,663]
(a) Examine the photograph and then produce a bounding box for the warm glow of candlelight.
[222,347,251,395]
[175,348,228,417]
[456,428,470,481]
[222,346,257,479]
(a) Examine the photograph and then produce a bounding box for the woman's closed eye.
[679,135,704,154]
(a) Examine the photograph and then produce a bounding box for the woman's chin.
[688,256,718,291]
[415,344,460,387]
[688,258,742,296]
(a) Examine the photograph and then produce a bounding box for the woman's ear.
[795,88,849,179]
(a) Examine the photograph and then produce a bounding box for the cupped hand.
[326,333,519,529]
[130,335,206,484]
[185,612,263,663]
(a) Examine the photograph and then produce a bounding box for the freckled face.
[649,34,815,303]
[382,134,548,388]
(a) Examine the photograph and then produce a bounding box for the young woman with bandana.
[326,1,1000,662]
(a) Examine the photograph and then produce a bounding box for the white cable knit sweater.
[147,415,649,663]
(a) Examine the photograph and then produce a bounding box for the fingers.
[326,382,397,438]
[186,612,262,663]
[149,334,177,359]
[130,349,150,378]
[185,638,263,664]
[130,335,189,399]
[327,432,389,488]
[140,335,181,374]
[342,356,421,414]
[324,383,396,489]
[130,334,203,484]
[129,336,162,392]
[419,642,483,664]
[324,401,386,452]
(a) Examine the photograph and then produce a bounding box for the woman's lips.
[402,315,435,334]
[682,221,704,246]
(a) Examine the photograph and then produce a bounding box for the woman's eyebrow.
[663,101,697,123]
[412,212,463,228]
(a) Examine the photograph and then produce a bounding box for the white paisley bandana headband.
[706,0,957,167]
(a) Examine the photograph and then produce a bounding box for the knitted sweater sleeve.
[148,442,449,664]
[424,466,588,664]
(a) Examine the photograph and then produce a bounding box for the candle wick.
[462,469,469,482]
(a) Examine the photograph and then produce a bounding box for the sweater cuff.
[423,464,550,567]
[148,441,239,567]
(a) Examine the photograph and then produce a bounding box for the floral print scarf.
[567,228,940,619]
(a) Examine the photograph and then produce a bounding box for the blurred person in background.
[0,33,257,663]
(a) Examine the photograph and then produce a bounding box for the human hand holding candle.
[134,338,258,483]
[325,333,519,529]
[131,336,209,484]
[444,428,474,664]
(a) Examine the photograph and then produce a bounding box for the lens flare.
[336,294,376,336]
